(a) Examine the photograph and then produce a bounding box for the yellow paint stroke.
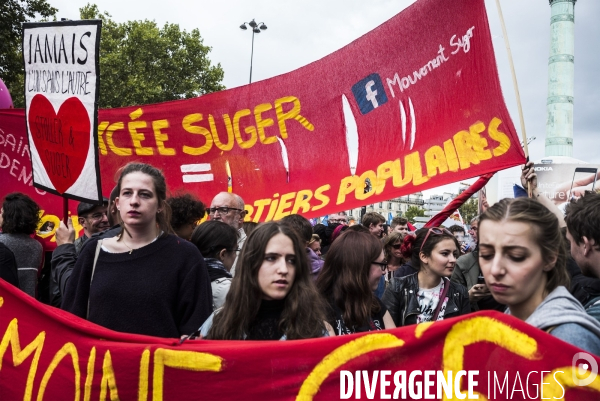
[37,343,80,401]
[543,367,600,398]
[83,347,96,401]
[0,319,45,401]
[296,333,405,401]
[152,349,222,401]
[138,349,150,401]
[415,322,434,339]
[100,350,120,401]
[441,316,538,401]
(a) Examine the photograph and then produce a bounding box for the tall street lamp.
[240,19,267,84]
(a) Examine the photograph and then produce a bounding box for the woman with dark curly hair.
[167,193,206,240]
[0,192,43,297]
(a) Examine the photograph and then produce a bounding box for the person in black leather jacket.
[382,228,470,326]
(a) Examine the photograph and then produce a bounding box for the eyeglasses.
[420,227,453,253]
[86,211,108,220]
[208,207,243,215]
[372,260,388,271]
[391,243,402,250]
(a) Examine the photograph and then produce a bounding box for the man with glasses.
[209,192,247,276]
[73,199,110,254]
[327,213,348,226]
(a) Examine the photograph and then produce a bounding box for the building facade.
[343,193,425,222]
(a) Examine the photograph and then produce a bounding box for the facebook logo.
[351,73,388,115]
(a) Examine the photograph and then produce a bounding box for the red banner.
[0,279,599,400]
[0,0,525,251]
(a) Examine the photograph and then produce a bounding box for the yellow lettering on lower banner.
[296,333,405,401]
[138,349,150,401]
[36,343,80,401]
[441,316,538,401]
[543,367,600,399]
[83,347,96,401]
[100,350,120,401]
[152,349,222,401]
[0,319,45,401]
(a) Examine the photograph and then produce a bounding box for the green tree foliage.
[0,0,57,107]
[80,4,225,108]
[405,206,425,224]
[458,198,478,226]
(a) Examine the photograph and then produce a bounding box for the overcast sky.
[47,0,600,194]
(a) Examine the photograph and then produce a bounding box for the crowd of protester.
[0,161,599,352]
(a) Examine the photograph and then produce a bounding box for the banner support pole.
[494,0,529,160]
[63,198,68,225]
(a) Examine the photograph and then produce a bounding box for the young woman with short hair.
[190,220,238,310]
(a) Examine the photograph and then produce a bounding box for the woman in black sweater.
[199,222,333,340]
[62,163,212,338]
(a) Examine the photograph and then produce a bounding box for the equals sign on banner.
[180,164,214,183]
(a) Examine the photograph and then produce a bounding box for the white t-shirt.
[417,279,449,323]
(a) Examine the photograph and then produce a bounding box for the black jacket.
[0,242,19,288]
[382,272,470,326]
[50,225,122,306]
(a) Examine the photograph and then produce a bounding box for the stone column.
[545,0,576,157]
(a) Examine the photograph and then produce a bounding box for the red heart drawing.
[28,94,91,194]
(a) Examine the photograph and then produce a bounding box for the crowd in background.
[0,161,599,353]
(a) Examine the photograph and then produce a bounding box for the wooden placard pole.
[494,0,531,196]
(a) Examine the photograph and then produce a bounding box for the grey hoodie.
[508,286,600,354]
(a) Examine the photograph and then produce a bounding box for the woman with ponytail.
[382,228,470,326]
[63,163,213,338]
[479,197,600,354]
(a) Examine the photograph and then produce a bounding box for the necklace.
[118,230,162,254]
[120,235,134,254]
